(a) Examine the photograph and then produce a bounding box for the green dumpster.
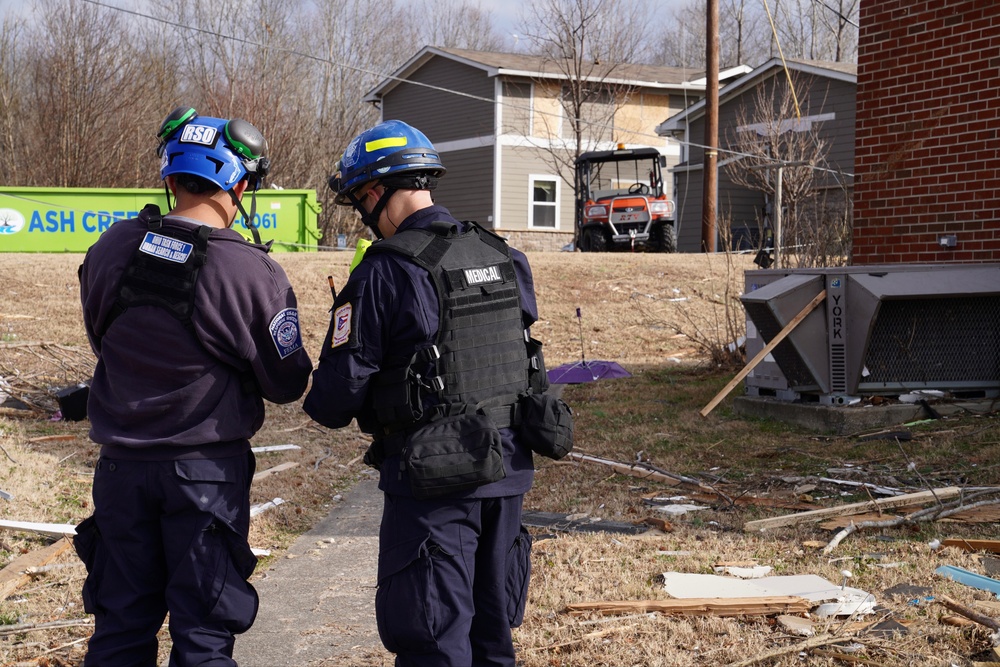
[0,187,320,252]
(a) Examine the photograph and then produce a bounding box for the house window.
[502,81,532,136]
[529,175,559,229]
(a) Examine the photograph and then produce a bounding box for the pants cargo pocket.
[505,525,532,627]
[73,515,105,615]
[376,537,440,654]
[204,523,259,635]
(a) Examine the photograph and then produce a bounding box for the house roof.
[363,46,706,103]
[655,57,858,136]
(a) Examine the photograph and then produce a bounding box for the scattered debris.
[521,510,649,535]
[0,519,77,538]
[250,444,301,453]
[714,564,773,579]
[937,594,1000,632]
[0,488,12,501]
[0,537,72,600]
[252,461,300,482]
[942,538,1000,554]
[935,565,1000,596]
[743,486,962,532]
[660,572,874,614]
[723,633,847,667]
[652,503,710,516]
[823,489,1000,553]
[249,497,285,518]
[565,596,812,618]
[776,614,814,636]
[0,342,96,414]
[637,517,673,532]
[563,451,715,491]
[882,583,932,601]
[816,476,903,496]
[26,434,78,443]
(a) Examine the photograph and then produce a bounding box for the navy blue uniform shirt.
[80,214,313,459]
[304,205,538,497]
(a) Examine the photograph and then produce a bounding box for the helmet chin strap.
[346,186,397,240]
[228,189,265,247]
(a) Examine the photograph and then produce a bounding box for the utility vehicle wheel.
[650,223,676,253]
[585,228,608,252]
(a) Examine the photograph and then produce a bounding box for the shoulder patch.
[139,231,193,263]
[269,308,303,359]
[332,302,352,348]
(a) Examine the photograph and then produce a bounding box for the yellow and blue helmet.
[329,120,445,205]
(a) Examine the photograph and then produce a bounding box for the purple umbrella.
[546,307,632,384]
[547,359,631,384]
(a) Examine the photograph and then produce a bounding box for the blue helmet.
[330,120,445,205]
[158,108,270,192]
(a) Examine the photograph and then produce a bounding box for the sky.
[1,0,692,41]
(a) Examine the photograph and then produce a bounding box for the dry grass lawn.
[1,249,999,666]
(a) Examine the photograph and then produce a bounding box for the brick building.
[854,1,1000,264]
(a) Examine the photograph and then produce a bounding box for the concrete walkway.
[233,474,389,666]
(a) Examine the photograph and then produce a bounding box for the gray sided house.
[363,46,708,250]
[656,58,856,254]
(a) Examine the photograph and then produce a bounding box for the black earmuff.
[156,106,197,157]
[224,118,269,190]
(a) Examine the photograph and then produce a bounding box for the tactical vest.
[97,204,212,343]
[367,221,533,437]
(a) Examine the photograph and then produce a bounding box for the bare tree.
[411,0,507,51]
[516,0,652,178]
[653,0,858,68]
[0,15,26,185]
[723,72,850,267]
[17,0,155,187]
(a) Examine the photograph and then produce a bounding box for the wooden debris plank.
[565,595,811,617]
[743,487,962,532]
[942,538,1000,554]
[26,434,78,443]
[685,492,816,511]
[942,505,1000,523]
[0,537,73,600]
[701,289,826,417]
[252,461,299,482]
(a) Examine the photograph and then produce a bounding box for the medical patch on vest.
[269,308,303,359]
[463,265,503,286]
[138,232,194,263]
[332,302,352,348]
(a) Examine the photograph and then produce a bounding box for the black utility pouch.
[518,393,574,460]
[403,411,506,499]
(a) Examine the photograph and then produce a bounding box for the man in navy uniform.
[304,120,545,666]
[76,107,312,666]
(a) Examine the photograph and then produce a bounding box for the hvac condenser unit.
[741,264,1000,404]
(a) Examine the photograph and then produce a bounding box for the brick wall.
[854,0,1000,263]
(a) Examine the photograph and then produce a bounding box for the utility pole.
[702,0,719,253]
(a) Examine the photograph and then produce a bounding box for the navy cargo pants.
[375,493,533,667]
[74,452,258,667]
